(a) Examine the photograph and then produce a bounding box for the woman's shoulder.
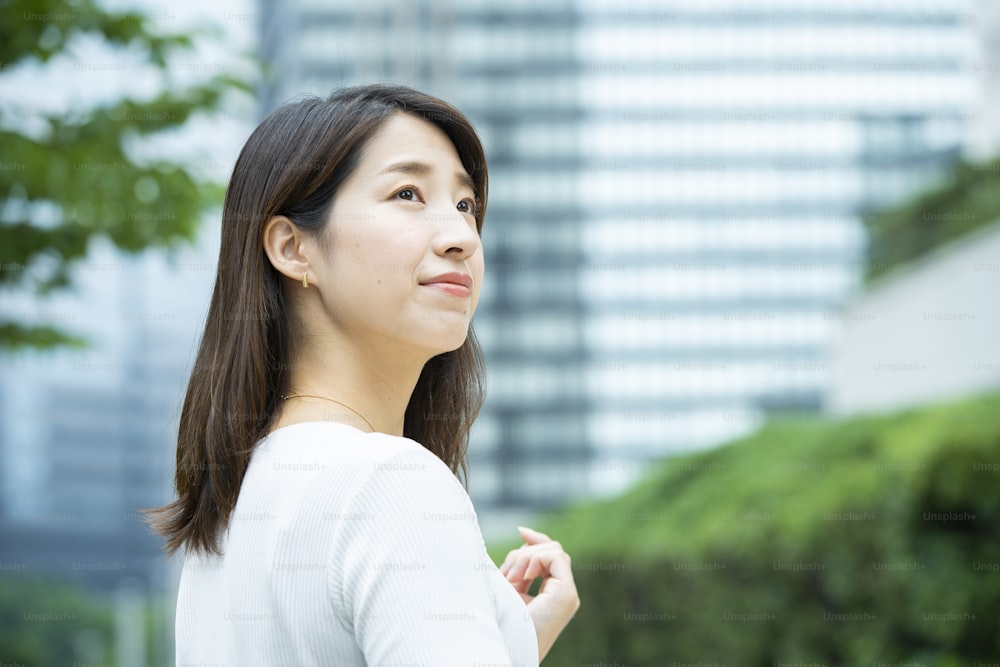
[244,421,470,532]
[255,421,456,483]
[255,422,475,535]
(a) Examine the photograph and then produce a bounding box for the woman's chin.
[417,321,471,356]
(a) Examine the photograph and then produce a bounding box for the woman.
[148,84,579,664]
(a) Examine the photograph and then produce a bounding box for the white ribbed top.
[175,421,538,666]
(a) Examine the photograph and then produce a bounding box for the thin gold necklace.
[281,393,376,432]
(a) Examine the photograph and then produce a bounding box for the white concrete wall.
[966,0,1000,160]
[828,222,1000,416]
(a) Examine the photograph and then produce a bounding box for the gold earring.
[302,272,309,288]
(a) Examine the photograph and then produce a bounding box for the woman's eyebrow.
[378,160,475,192]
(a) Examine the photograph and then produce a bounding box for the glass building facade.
[257,0,975,525]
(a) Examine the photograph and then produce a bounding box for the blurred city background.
[2,0,999,664]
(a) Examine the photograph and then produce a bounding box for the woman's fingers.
[498,547,521,576]
[522,555,545,582]
[499,526,550,573]
[501,542,568,584]
[517,525,552,544]
[511,574,533,597]
[497,526,581,661]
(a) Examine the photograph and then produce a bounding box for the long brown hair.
[147,84,489,556]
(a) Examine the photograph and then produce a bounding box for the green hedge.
[505,392,1000,665]
[0,577,115,665]
[0,577,174,666]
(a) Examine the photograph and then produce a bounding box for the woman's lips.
[420,272,473,298]
[422,282,471,297]
[424,283,472,297]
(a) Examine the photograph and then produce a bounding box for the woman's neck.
[276,334,428,436]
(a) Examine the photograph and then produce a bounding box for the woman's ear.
[263,215,311,284]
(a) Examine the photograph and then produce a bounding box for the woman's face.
[311,112,484,357]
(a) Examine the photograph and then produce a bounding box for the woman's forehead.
[360,114,470,177]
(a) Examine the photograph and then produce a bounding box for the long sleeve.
[329,443,538,666]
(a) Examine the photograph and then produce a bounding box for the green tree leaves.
[0,0,251,349]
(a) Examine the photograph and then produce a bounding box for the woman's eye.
[397,188,416,201]
[457,199,476,215]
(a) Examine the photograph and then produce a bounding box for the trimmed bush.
[498,392,1000,665]
[0,577,115,665]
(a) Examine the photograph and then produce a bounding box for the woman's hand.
[499,526,581,662]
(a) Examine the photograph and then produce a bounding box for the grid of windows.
[572,1,971,497]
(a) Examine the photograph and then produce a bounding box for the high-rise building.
[257,0,975,530]
[572,0,973,496]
